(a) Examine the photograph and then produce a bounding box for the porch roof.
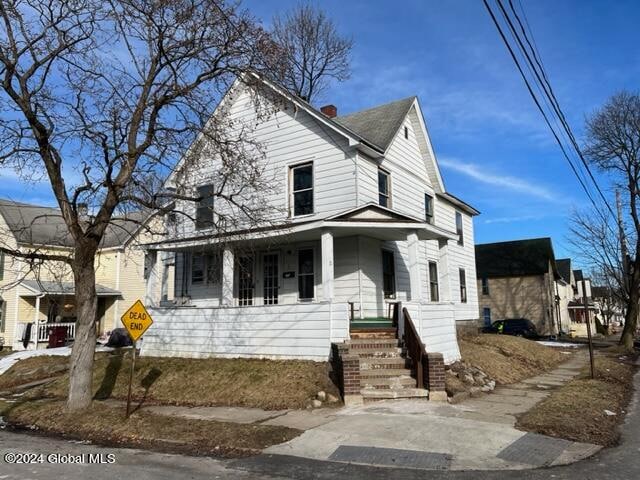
[144,204,458,252]
[19,280,121,297]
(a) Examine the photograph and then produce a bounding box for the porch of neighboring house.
[142,206,462,365]
[567,300,598,338]
[16,280,121,350]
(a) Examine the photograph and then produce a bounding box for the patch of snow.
[536,341,582,348]
[0,346,113,376]
[604,409,617,416]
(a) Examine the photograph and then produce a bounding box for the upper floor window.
[195,184,215,230]
[429,261,439,302]
[0,298,4,333]
[459,268,467,303]
[378,168,390,208]
[0,251,4,281]
[382,249,396,298]
[456,211,464,246]
[291,162,314,216]
[481,277,489,295]
[425,194,434,224]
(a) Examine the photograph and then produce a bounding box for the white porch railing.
[37,322,76,343]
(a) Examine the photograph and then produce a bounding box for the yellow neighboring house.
[0,199,163,350]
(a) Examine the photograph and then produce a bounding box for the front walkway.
[144,351,597,470]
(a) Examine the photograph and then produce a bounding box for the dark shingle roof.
[475,238,558,279]
[573,269,584,281]
[333,97,416,151]
[0,199,145,248]
[556,258,572,283]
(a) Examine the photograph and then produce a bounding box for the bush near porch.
[5,351,341,410]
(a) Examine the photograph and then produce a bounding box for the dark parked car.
[482,318,539,338]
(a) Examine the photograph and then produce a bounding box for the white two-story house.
[141,75,479,365]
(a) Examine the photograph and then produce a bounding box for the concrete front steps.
[345,334,429,402]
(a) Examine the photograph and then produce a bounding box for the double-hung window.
[0,299,4,333]
[378,168,390,208]
[459,268,467,303]
[195,184,215,230]
[291,163,314,216]
[298,249,315,300]
[456,211,464,246]
[0,251,4,281]
[425,194,434,224]
[382,250,396,299]
[429,261,439,302]
[481,277,489,295]
[191,254,205,284]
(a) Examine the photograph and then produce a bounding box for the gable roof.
[333,97,416,152]
[326,203,422,223]
[475,237,559,279]
[556,258,572,283]
[573,269,584,281]
[0,199,147,249]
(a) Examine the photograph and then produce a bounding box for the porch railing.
[402,307,427,389]
[37,322,76,343]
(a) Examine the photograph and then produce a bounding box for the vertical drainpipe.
[34,292,44,350]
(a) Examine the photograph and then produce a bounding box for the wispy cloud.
[483,214,547,224]
[438,157,557,202]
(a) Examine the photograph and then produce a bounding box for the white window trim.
[378,168,391,208]
[289,161,315,218]
[296,247,316,302]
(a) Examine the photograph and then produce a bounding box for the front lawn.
[1,399,301,457]
[2,350,340,410]
[517,354,636,446]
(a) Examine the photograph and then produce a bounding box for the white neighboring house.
[142,76,480,364]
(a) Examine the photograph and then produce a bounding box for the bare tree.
[580,91,640,350]
[0,0,283,410]
[271,2,352,102]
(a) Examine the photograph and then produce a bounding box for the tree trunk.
[619,255,640,350]
[67,248,98,410]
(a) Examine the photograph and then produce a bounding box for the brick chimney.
[320,104,338,118]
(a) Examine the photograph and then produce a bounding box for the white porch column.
[221,247,234,306]
[144,250,159,306]
[321,230,334,301]
[34,294,41,349]
[407,230,422,302]
[438,239,452,301]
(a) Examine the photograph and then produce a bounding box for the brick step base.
[347,339,401,348]
[351,347,405,358]
[350,329,397,340]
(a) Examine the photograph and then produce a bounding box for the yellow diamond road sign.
[121,300,153,342]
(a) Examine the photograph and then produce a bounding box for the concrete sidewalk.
[144,351,598,470]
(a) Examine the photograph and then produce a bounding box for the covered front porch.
[15,280,121,350]
[141,205,462,363]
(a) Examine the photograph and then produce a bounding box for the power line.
[501,0,616,218]
[482,0,603,217]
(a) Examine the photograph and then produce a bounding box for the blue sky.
[2,1,638,264]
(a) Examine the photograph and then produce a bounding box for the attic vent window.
[404,126,408,139]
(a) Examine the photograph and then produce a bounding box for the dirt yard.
[517,353,637,446]
[457,334,567,384]
[1,350,341,410]
[0,399,301,457]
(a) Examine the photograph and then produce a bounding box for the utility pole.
[617,190,630,294]
[582,278,595,379]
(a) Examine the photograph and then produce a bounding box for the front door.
[262,253,279,305]
[237,256,254,306]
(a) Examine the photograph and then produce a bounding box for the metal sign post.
[120,300,154,418]
[126,340,137,418]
